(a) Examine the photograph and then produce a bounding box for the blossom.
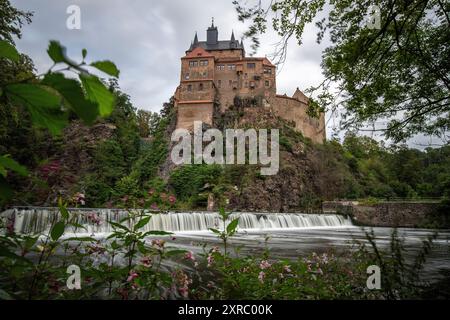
[127,270,139,282]
[259,260,272,270]
[151,239,165,248]
[258,271,266,283]
[150,203,159,211]
[140,256,152,268]
[184,251,195,262]
[87,212,101,225]
[172,270,192,298]
[168,194,176,204]
[73,192,85,206]
[148,188,155,196]
[207,254,214,267]
[6,217,14,235]
[283,265,292,273]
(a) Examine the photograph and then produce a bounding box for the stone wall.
[272,95,326,144]
[322,201,441,227]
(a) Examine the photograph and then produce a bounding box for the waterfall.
[1,208,353,235]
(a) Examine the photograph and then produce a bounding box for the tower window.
[247,63,256,69]
[185,73,190,80]
[264,68,272,74]
[189,61,198,67]
[228,64,236,71]
[265,80,270,87]
[216,65,225,71]
[187,84,192,91]
[199,83,204,91]
[200,60,209,66]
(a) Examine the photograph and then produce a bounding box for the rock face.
[323,201,441,227]
[212,107,333,212]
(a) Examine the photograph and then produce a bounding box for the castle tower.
[174,22,326,143]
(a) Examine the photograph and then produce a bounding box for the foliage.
[233,0,450,142]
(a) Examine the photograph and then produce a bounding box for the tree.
[234,0,450,142]
[136,109,160,138]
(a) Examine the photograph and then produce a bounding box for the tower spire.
[211,17,214,27]
[231,30,235,42]
[193,31,198,45]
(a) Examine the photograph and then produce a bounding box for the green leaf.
[79,74,115,117]
[90,60,120,78]
[143,230,173,236]
[50,221,65,241]
[0,155,28,176]
[109,221,130,232]
[47,41,66,63]
[208,228,221,235]
[63,237,96,242]
[165,249,188,256]
[0,176,13,201]
[226,218,240,234]
[43,73,99,125]
[0,40,20,62]
[82,48,87,59]
[5,83,67,135]
[134,216,151,231]
[0,247,32,265]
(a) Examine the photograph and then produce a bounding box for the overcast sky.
[10,0,441,147]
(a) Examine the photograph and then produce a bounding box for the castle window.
[189,61,198,67]
[265,80,270,87]
[228,64,236,71]
[247,63,256,69]
[187,84,192,91]
[185,73,190,80]
[264,68,272,74]
[216,65,225,71]
[200,60,209,66]
[199,83,204,91]
[249,81,255,88]
[202,71,207,77]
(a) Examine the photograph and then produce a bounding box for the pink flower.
[151,239,165,248]
[258,271,266,283]
[207,254,214,267]
[127,270,139,282]
[184,251,195,261]
[73,192,85,206]
[148,188,155,196]
[150,203,159,211]
[168,195,176,204]
[87,212,101,225]
[259,260,272,270]
[6,217,14,235]
[140,256,152,268]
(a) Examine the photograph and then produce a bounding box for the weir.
[1,208,353,234]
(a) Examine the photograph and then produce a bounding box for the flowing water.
[2,208,450,281]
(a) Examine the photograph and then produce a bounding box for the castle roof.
[187,21,245,53]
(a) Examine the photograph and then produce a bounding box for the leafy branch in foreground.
[0,39,120,204]
[234,0,450,143]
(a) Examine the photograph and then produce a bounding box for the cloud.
[10,0,441,147]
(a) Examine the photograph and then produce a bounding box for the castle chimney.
[206,18,218,45]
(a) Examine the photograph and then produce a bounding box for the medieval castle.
[174,21,326,144]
